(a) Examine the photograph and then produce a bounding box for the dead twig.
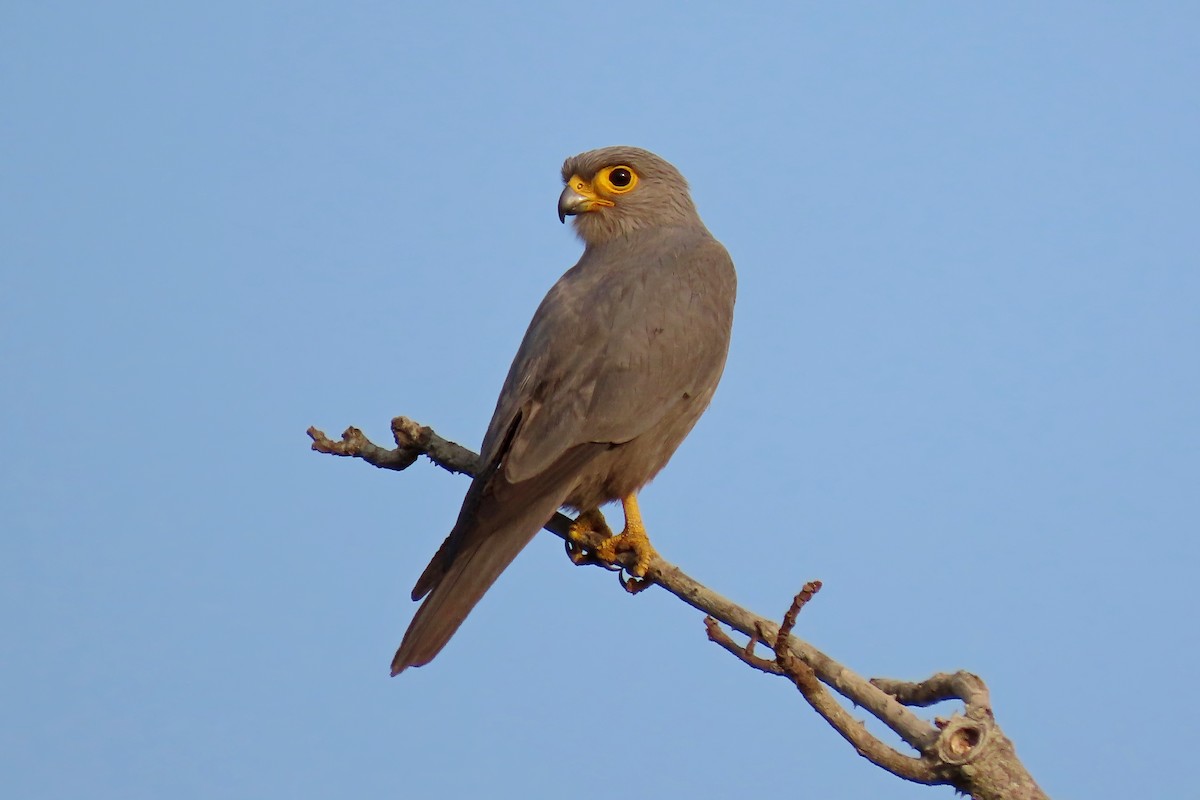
[307,417,480,474]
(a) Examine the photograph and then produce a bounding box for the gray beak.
[557,185,590,223]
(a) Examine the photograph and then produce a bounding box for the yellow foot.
[594,494,659,593]
[565,508,612,566]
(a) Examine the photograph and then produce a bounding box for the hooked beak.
[558,185,590,223]
[557,174,614,223]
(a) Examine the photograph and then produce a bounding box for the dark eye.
[609,167,632,187]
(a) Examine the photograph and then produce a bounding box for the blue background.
[4,3,1196,798]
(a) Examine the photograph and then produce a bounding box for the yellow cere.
[566,174,615,209]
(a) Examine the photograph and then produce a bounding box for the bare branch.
[873,671,991,710]
[388,416,481,475]
[308,416,1050,800]
[307,425,418,471]
[707,587,940,784]
[307,417,480,475]
[654,565,937,753]
[704,617,782,675]
[776,581,822,644]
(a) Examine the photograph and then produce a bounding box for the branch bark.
[308,417,1049,800]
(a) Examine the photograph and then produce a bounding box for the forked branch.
[308,417,1049,800]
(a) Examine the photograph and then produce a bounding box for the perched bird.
[392,146,736,675]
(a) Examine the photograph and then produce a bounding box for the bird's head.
[558,146,700,245]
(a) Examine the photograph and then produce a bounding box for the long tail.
[390,516,543,674]
[390,444,605,675]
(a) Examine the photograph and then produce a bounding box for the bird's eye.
[597,165,638,194]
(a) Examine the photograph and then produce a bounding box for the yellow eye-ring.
[596,165,638,194]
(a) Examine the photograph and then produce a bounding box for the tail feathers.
[390,514,541,674]
[410,532,455,602]
[391,443,606,675]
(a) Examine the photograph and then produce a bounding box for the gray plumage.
[391,146,736,675]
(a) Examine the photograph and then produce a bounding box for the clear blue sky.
[3,3,1196,798]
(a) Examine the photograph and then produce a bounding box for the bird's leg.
[593,493,659,592]
[565,508,613,566]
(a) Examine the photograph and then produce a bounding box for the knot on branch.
[934,716,991,766]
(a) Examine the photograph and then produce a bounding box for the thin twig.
[775,581,822,646]
[705,617,781,674]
